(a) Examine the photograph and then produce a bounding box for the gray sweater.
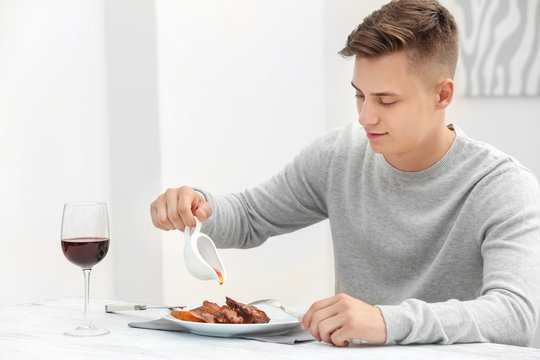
[200,122,540,346]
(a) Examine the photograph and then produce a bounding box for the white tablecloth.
[2,297,540,360]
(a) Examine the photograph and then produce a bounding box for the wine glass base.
[64,323,110,337]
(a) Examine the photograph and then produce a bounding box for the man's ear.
[435,78,454,109]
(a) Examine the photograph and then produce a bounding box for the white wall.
[0,0,113,305]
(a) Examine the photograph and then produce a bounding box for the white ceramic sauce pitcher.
[183,217,226,283]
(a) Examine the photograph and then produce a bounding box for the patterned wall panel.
[454,0,540,96]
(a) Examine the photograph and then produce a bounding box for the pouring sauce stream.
[215,269,224,285]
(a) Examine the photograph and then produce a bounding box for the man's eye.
[355,94,365,99]
[379,100,397,106]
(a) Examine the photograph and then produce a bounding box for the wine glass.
[61,202,110,336]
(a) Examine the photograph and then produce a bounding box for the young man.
[150,0,540,347]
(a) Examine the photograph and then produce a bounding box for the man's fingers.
[158,207,176,230]
[309,302,340,342]
[164,188,185,230]
[318,315,344,344]
[194,206,210,222]
[150,204,170,231]
[152,197,176,230]
[177,191,196,230]
[302,295,341,331]
[329,326,352,347]
[193,196,212,222]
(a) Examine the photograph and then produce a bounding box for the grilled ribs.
[226,297,270,324]
[189,301,224,323]
[171,297,269,324]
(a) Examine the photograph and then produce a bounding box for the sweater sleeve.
[198,130,337,249]
[378,166,540,346]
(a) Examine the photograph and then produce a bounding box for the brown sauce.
[215,269,224,285]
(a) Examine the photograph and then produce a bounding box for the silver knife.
[105,304,185,313]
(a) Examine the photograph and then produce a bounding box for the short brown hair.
[340,0,459,81]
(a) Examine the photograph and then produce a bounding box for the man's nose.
[358,100,378,126]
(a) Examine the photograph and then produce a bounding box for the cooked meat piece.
[245,305,270,324]
[171,310,205,322]
[219,305,244,324]
[201,301,244,324]
[201,301,229,323]
[225,297,252,323]
[226,297,270,324]
[190,306,218,323]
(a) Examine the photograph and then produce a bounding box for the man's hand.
[150,186,212,231]
[301,293,387,346]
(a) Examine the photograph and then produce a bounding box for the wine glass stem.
[83,268,92,325]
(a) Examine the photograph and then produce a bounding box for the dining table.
[2,297,540,360]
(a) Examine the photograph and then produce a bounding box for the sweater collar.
[372,124,464,181]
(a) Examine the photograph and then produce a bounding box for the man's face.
[352,51,439,160]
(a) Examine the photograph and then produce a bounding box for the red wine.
[61,237,109,269]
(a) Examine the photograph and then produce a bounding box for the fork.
[105,304,185,313]
[246,299,303,321]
